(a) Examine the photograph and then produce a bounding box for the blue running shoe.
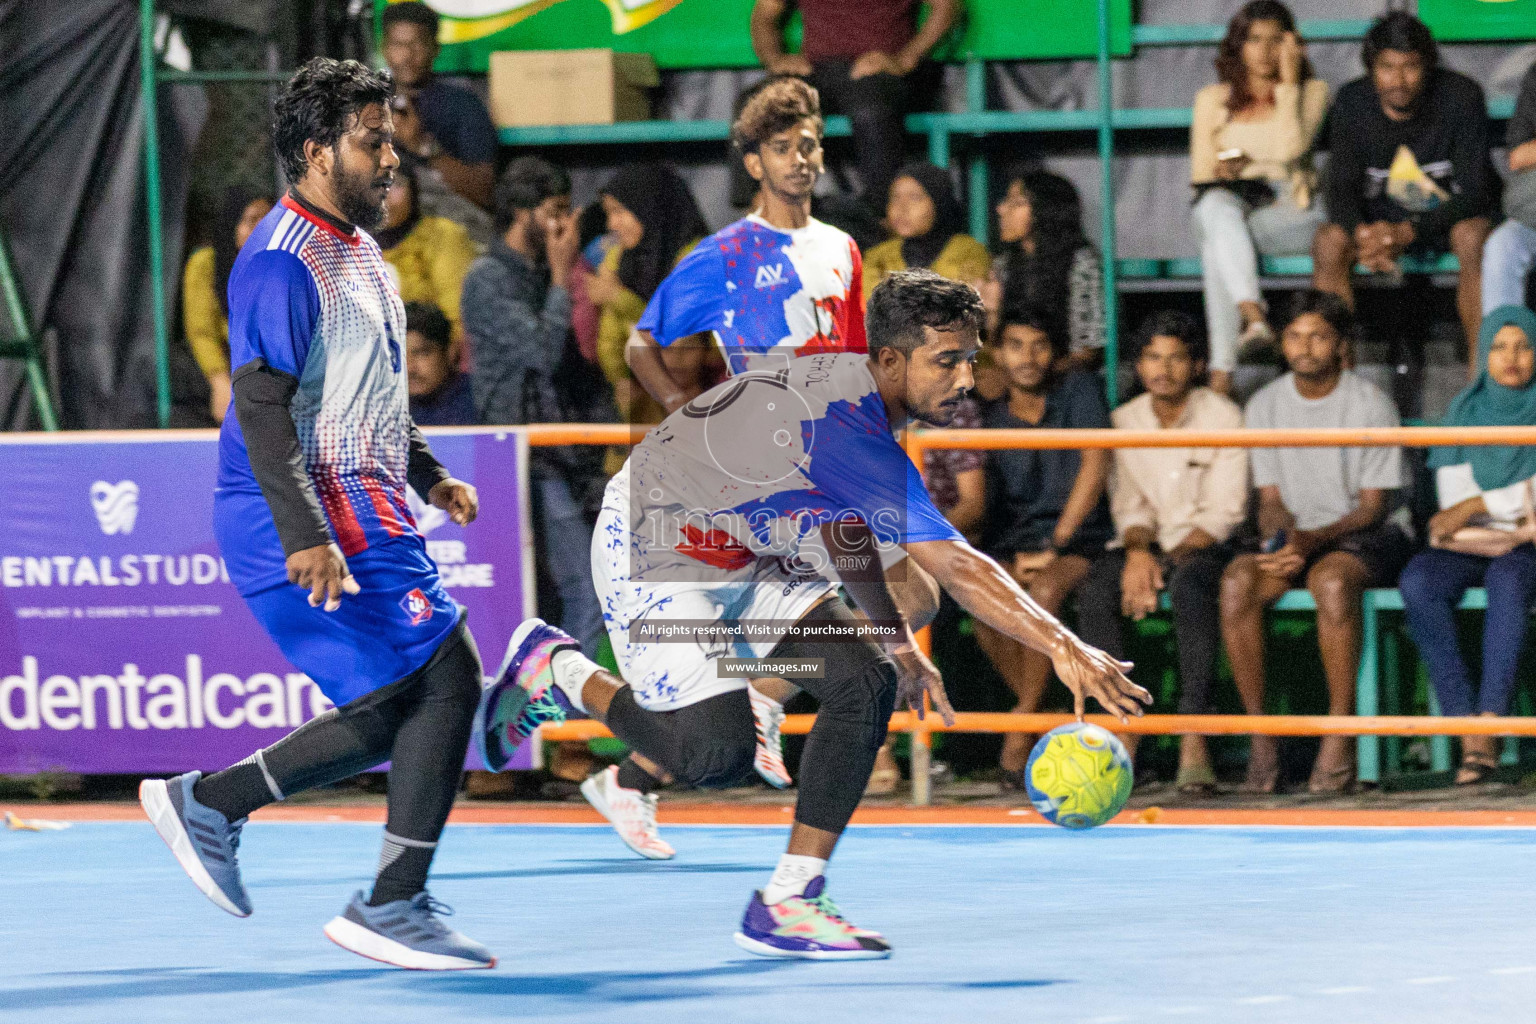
[733,877,891,960]
[324,890,496,970]
[473,618,581,772]
[139,771,253,917]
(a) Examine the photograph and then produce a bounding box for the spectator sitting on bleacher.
[405,301,474,427]
[591,164,711,426]
[974,304,1115,789]
[1481,60,1536,313]
[182,187,274,423]
[981,170,1105,395]
[1219,290,1412,794]
[1401,305,1536,786]
[380,1,498,212]
[1189,0,1329,393]
[1312,11,1497,366]
[379,160,478,356]
[1074,311,1248,796]
[749,0,958,213]
[463,156,606,660]
[863,162,990,299]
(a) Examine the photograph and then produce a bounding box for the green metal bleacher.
[1150,587,1490,785]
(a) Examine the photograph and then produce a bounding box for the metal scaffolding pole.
[139,0,171,428]
[1095,0,1121,407]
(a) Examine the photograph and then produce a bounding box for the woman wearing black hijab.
[862,162,989,299]
[592,164,711,424]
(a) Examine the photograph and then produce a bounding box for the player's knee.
[817,654,898,753]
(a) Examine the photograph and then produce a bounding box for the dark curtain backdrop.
[0,0,195,428]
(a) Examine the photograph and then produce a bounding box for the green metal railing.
[136,7,1519,420]
[0,232,59,431]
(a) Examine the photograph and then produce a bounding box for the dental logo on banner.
[0,430,535,774]
[91,480,139,535]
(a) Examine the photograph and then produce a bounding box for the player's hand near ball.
[1049,637,1148,723]
[287,543,360,612]
[906,538,1152,724]
[429,478,479,526]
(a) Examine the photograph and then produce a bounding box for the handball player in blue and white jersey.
[476,270,1150,958]
[595,77,934,828]
[139,59,494,971]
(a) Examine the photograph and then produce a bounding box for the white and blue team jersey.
[636,214,866,376]
[617,352,961,581]
[215,196,418,596]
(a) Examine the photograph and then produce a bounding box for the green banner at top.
[1419,0,1536,41]
[388,0,1132,74]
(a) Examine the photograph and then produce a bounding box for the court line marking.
[23,801,1536,829]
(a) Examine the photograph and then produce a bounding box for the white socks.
[762,853,828,905]
[549,649,597,713]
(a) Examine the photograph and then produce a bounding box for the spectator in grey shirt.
[1219,291,1412,795]
[462,157,603,657]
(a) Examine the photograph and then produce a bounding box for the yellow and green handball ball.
[1024,723,1134,829]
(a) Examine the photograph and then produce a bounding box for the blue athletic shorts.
[243,536,461,707]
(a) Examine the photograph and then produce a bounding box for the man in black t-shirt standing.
[380,2,499,211]
[1311,11,1496,364]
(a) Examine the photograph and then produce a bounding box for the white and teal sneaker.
[139,771,253,917]
[324,890,496,970]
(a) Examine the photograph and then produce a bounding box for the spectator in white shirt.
[1075,311,1248,794]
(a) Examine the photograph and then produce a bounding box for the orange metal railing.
[525,422,1536,803]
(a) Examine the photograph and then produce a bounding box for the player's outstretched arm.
[905,539,1151,722]
[818,519,955,725]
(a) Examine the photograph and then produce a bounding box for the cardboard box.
[489,49,658,127]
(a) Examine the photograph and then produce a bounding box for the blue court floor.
[3,821,1534,1024]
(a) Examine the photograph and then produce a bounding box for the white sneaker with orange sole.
[580,765,675,860]
[749,688,792,789]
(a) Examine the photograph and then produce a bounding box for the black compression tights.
[194,617,483,904]
[602,596,896,835]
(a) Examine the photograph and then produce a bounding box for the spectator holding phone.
[1189,0,1329,391]
[1400,306,1536,785]
[1219,291,1411,794]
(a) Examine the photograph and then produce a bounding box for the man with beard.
[1311,10,1496,362]
[139,59,495,970]
[475,270,1149,958]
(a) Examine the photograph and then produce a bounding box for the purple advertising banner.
[0,428,536,774]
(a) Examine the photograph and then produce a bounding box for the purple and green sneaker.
[732,877,892,960]
[474,618,581,772]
